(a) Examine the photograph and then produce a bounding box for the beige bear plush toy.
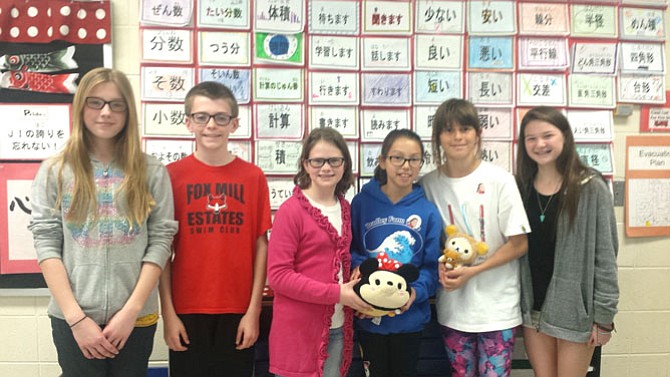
[439,224,488,270]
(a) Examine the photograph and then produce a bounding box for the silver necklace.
[536,191,556,223]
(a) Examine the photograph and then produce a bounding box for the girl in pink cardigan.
[267,128,371,377]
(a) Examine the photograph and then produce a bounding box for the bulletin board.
[624,135,670,237]
[138,0,667,212]
[0,0,112,287]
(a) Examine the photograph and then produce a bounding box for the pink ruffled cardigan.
[267,187,353,377]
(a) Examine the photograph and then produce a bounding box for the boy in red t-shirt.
[159,81,272,377]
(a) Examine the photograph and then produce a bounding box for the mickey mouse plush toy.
[354,252,419,317]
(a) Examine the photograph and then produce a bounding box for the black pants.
[357,330,422,377]
[169,313,255,377]
[51,317,155,377]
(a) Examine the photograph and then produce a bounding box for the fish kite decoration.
[0,46,78,73]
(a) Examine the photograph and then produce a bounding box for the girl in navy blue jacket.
[350,129,443,377]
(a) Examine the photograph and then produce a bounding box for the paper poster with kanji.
[0,163,41,274]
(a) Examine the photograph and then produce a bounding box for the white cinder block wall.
[1,1,669,376]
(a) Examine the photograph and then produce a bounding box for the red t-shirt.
[167,155,272,314]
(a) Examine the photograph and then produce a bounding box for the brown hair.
[184,81,239,117]
[430,98,483,166]
[516,106,591,225]
[294,128,354,197]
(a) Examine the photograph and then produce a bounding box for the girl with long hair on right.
[516,106,619,377]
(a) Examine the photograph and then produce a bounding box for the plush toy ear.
[359,257,380,276]
[476,242,489,255]
[445,224,459,237]
[396,264,419,283]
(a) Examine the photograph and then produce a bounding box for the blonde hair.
[53,67,153,225]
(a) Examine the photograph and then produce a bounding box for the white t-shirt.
[305,194,345,329]
[420,162,530,332]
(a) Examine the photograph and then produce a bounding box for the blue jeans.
[51,316,156,377]
[276,327,344,377]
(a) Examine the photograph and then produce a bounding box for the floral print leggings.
[441,325,517,377]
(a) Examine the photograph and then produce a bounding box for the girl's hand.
[443,266,476,291]
[350,266,361,281]
[71,317,118,359]
[102,308,137,351]
[438,262,453,289]
[588,324,613,347]
[398,287,416,313]
[340,279,373,313]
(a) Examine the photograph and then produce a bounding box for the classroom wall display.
[138,0,668,205]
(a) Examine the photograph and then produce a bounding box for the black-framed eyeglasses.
[306,157,345,168]
[386,155,424,168]
[85,97,127,112]
[189,112,235,127]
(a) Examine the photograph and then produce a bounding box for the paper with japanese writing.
[360,143,382,176]
[255,104,304,139]
[228,140,252,162]
[619,42,665,75]
[362,37,411,71]
[143,103,189,138]
[0,163,41,273]
[415,0,465,34]
[253,68,304,102]
[566,110,614,142]
[309,107,359,138]
[467,72,514,106]
[414,71,462,105]
[568,75,616,109]
[142,29,193,63]
[199,32,250,66]
[308,0,359,34]
[144,139,194,165]
[254,0,304,33]
[479,107,513,141]
[571,42,618,74]
[468,36,514,70]
[576,143,614,174]
[517,73,567,107]
[141,66,194,101]
[467,1,516,35]
[363,1,412,35]
[414,106,438,141]
[420,141,438,176]
[362,73,411,106]
[414,34,463,70]
[518,2,569,36]
[199,69,251,104]
[198,0,250,29]
[618,75,666,103]
[309,36,359,70]
[360,109,410,141]
[570,5,618,38]
[255,33,304,65]
[255,140,302,173]
[620,7,666,40]
[268,178,296,209]
[0,104,70,160]
[141,0,193,26]
[518,38,569,71]
[309,72,359,105]
[481,141,512,172]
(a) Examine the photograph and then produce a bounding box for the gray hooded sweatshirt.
[29,154,178,325]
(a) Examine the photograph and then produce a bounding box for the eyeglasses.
[386,155,424,168]
[189,112,235,127]
[85,97,127,112]
[306,157,345,168]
